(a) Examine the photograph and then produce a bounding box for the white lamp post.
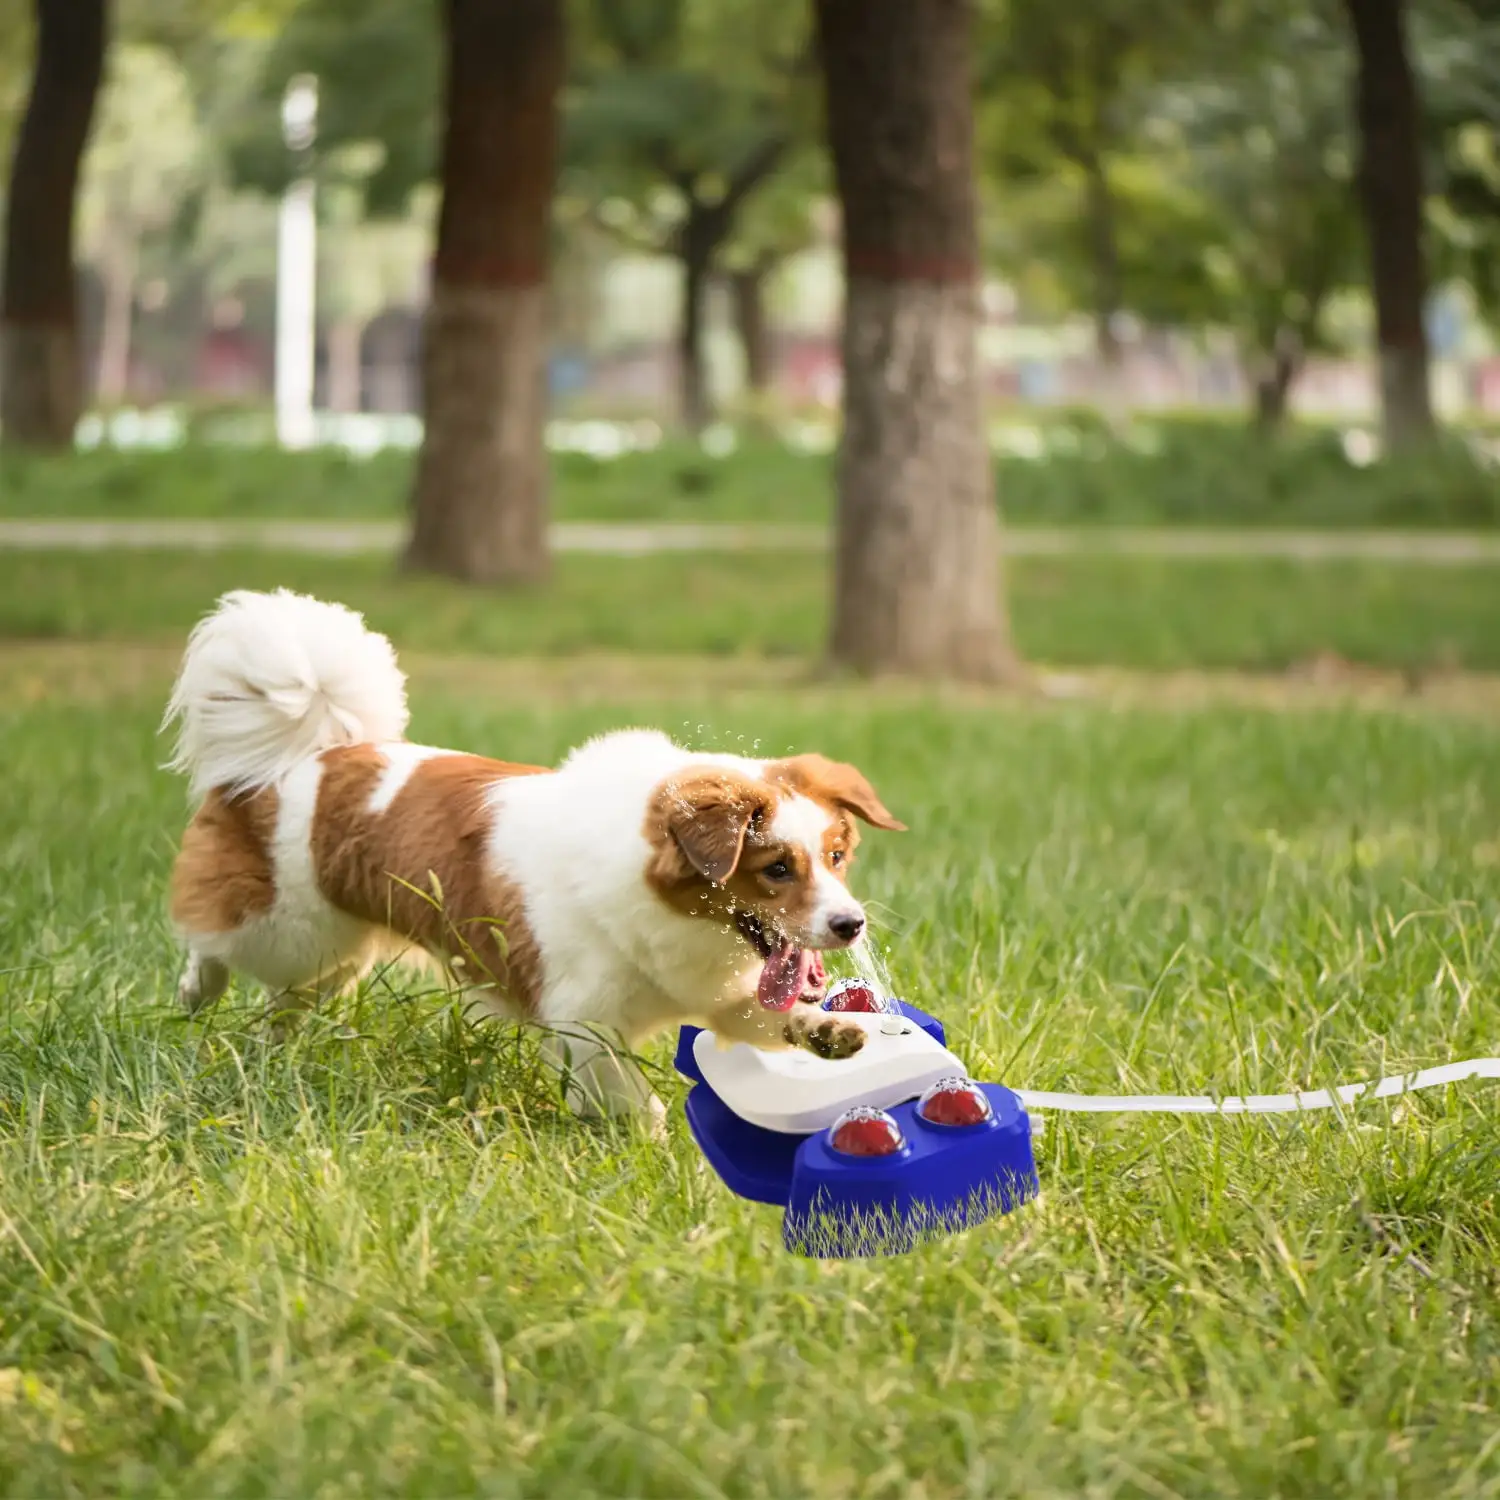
[276,75,318,450]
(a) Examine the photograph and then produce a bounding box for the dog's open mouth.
[736,911,827,1011]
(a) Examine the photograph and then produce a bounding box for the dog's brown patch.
[644,768,775,900]
[642,768,818,937]
[170,786,280,935]
[311,746,550,1013]
[763,753,905,832]
[822,814,856,871]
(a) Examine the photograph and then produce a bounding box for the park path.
[3,518,1500,562]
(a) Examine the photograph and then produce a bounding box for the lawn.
[2,648,1500,1496]
[5,547,1500,672]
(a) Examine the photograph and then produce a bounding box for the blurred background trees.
[3,0,1500,674]
[568,0,814,434]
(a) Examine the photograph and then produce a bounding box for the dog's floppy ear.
[767,753,906,832]
[655,770,773,883]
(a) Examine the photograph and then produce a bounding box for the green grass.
[3,547,1500,671]
[3,661,1500,1495]
[3,422,1497,527]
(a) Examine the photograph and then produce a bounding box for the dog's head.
[645,753,905,1009]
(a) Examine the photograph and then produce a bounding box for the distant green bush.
[1,413,1495,528]
[997,420,1500,528]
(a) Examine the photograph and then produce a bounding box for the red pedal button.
[917,1077,992,1128]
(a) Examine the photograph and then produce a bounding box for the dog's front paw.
[786,1013,866,1060]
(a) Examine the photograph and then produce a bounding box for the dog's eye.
[830,850,845,866]
[763,861,792,881]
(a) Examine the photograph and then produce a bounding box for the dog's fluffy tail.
[163,588,408,800]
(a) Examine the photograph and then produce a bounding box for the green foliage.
[80,43,204,264]
[222,0,439,214]
[980,0,1226,334]
[570,0,811,164]
[985,153,1221,324]
[4,656,1500,1491]
[1420,0,1500,320]
[982,0,1366,382]
[0,0,31,163]
[318,167,434,326]
[1138,11,1363,358]
[120,0,307,49]
[717,150,827,275]
[564,0,814,257]
[981,0,1216,172]
[219,0,814,244]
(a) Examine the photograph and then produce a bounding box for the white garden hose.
[1014,1057,1500,1114]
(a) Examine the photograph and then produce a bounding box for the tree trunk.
[1082,152,1126,426]
[1252,338,1300,432]
[95,225,136,406]
[816,0,1017,682]
[1250,314,1317,433]
[677,216,714,433]
[1253,368,1295,431]
[1344,0,1434,449]
[327,317,364,413]
[0,0,107,448]
[731,261,772,397]
[404,0,564,585]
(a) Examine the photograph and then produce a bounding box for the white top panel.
[693,1012,969,1134]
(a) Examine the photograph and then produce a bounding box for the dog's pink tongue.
[757,942,812,1011]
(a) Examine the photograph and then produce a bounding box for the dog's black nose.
[829,912,865,942]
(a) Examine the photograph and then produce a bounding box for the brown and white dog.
[163,590,904,1126]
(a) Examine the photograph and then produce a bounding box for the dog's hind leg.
[265,986,317,1041]
[541,1026,667,1138]
[177,950,230,1014]
[262,955,373,1041]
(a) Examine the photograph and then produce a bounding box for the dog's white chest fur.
[487,730,762,1038]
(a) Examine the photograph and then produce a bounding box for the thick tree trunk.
[677,220,714,433]
[731,262,772,396]
[95,228,135,406]
[404,0,564,584]
[409,285,548,576]
[1344,0,1434,449]
[327,317,364,413]
[816,0,1017,682]
[0,0,107,448]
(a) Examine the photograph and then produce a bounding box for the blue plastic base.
[675,1003,1038,1257]
[783,1083,1035,1255]
[683,1081,804,1206]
